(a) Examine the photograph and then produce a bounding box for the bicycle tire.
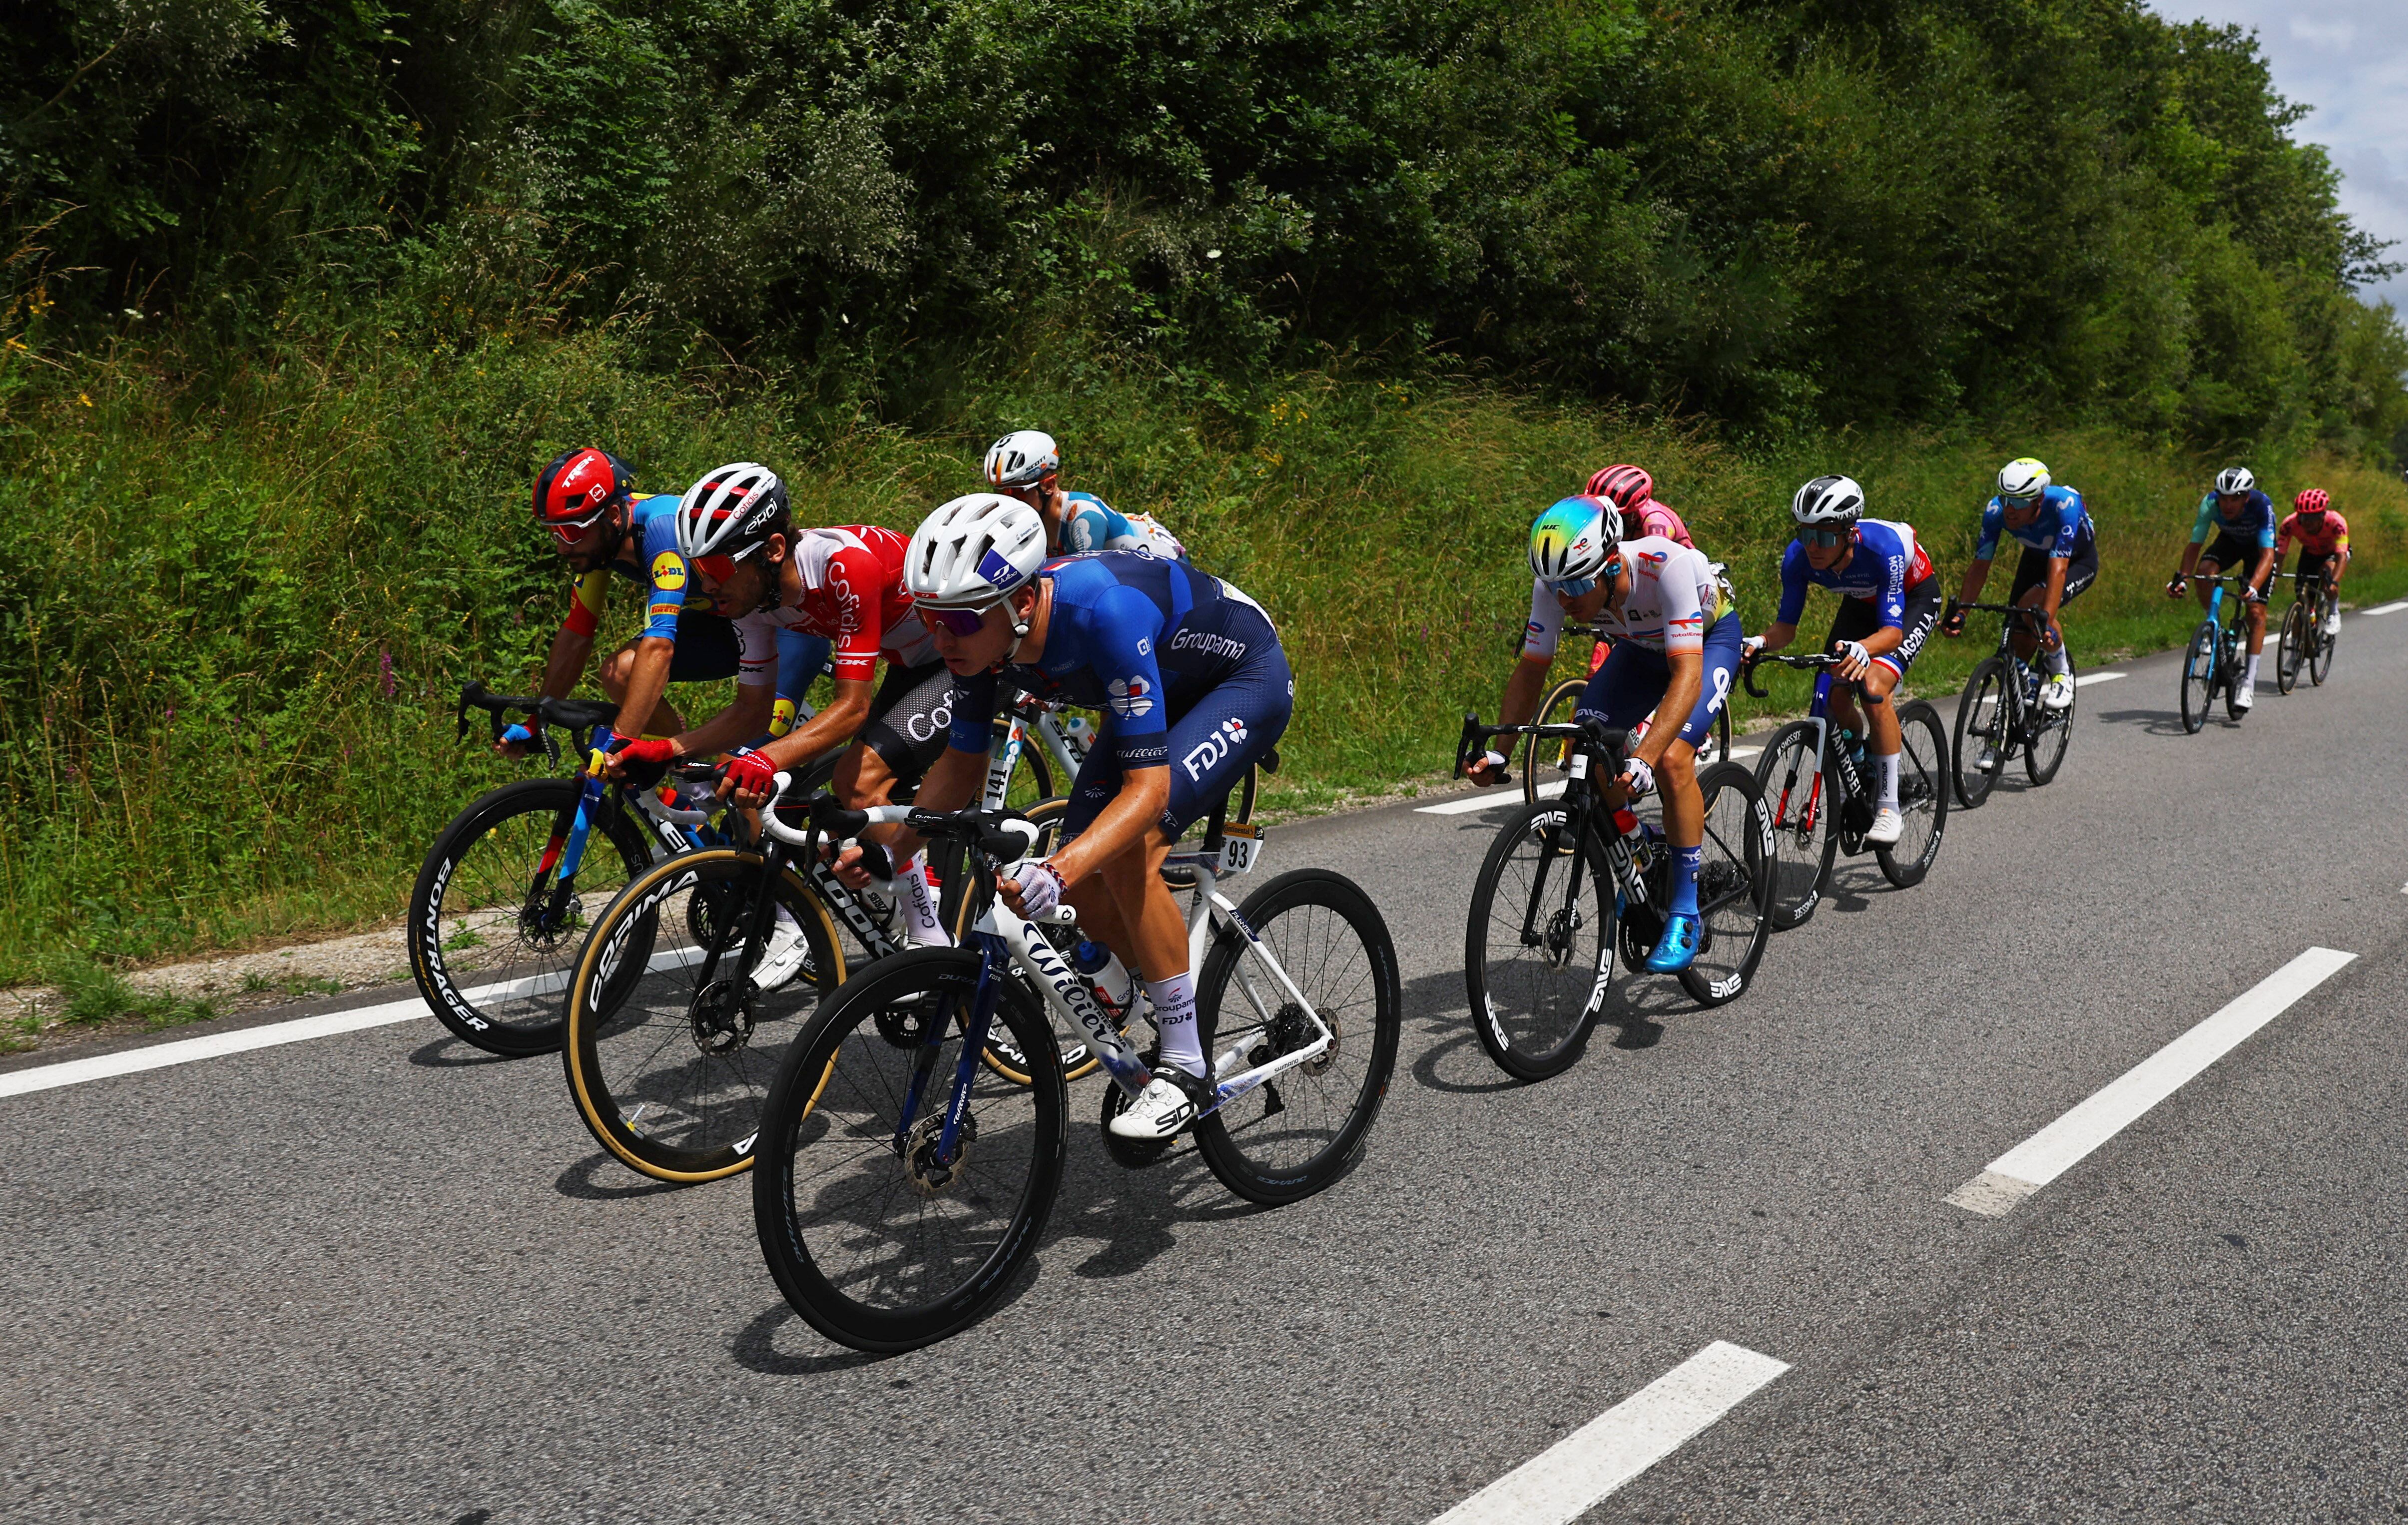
[2276,602,2306,694]
[2178,621,2217,734]
[2310,590,2336,685]
[977,798,1113,1086]
[407,777,656,1058]
[1753,721,1839,931]
[1950,659,2011,809]
[1521,677,1589,805]
[1677,761,1773,1007]
[2024,648,2076,787]
[562,849,847,1183]
[1463,800,1616,1081]
[751,947,1067,1353]
[2222,627,2249,720]
[1192,868,1402,1204]
[1874,701,1949,889]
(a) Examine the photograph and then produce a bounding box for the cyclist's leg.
[1660,612,1745,888]
[1859,582,1939,823]
[845,661,959,946]
[1821,598,1877,742]
[2004,547,2050,662]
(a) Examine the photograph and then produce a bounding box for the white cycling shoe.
[751,906,812,991]
[1108,1065,1211,1140]
[2041,672,2074,710]
[2234,681,2256,715]
[1864,806,1905,846]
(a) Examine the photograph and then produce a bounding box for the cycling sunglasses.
[916,603,996,636]
[1794,526,1850,549]
[547,514,607,553]
[1999,493,2043,510]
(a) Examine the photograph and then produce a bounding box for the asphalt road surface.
[7,607,2407,1524]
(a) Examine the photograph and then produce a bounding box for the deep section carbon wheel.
[1464,800,1615,1081]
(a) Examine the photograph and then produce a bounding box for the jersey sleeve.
[638,512,689,640]
[2190,495,2218,545]
[2333,514,2351,554]
[2275,512,2297,556]
[2051,490,2085,557]
[821,543,886,682]
[946,670,999,753]
[1061,503,1117,555]
[1775,543,1811,626]
[1658,552,1708,656]
[2252,497,2277,549]
[1973,502,2004,560]
[1089,583,1173,765]
[563,570,610,638]
[1521,580,1565,659]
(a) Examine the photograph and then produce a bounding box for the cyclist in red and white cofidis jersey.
[2277,489,2350,638]
[1587,463,1695,549]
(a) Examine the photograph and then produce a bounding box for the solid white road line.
[1946,947,2355,1216]
[1431,1341,1790,1525]
[0,949,705,1101]
[1417,747,1762,815]
[2073,671,2124,687]
[2359,600,2408,615]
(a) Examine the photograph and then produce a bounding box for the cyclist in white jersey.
[981,429,1188,560]
[1468,494,1744,973]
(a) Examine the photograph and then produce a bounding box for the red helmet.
[533,448,633,538]
[2294,488,2330,514]
[1584,464,1655,510]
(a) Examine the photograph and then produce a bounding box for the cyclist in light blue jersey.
[2168,465,2277,713]
[1942,457,2097,711]
[981,429,1188,561]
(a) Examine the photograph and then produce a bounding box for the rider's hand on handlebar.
[1831,638,1873,681]
[606,735,675,789]
[494,721,539,760]
[999,860,1066,918]
[1939,609,1965,638]
[1465,748,1511,788]
[2165,574,2188,598]
[1741,635,1765,664]
[1620,756,1656,799]
[715,746,778,807]
[827,842,878,891]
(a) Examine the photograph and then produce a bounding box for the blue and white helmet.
[983,430,1060,490]
[907,493,1049,607]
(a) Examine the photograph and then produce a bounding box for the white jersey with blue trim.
[1523,535,1720,659]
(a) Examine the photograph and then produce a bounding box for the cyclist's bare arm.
[612,634,678,740]
[1954,557,1993,609]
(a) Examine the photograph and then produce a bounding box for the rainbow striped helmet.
[1528,495,1618,584]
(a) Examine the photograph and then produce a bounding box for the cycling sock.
[2043,646,2069,676]
[2243,653,2262,688]
[1873,750,1900,812]
[898,850,950,947]
[1146,971,1205,1076]
[1670,843,1702,917]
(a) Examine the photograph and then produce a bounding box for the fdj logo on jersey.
[1181,716,1249,781]
[1108,676,1154,718]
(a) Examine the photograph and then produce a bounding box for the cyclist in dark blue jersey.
[2168,465,2277,713]
[1942,457,2097,712]
[890,494,1289,1142]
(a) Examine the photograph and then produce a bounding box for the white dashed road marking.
[1946,947,2356,1216]
[2359,600,2408,615]
[1416,748,1763,815]
[2073,671,2124,687]
[1431,1341,1790,1525]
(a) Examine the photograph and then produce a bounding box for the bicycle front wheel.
[1193,868,1402,1205]
[1521,677,1589,805]
[1463,801,1615,1081]
[1950,659,2010,809]
[408,777,655,1058]
[563,850,847,1183]
[2178,621,2217,734]
[2311,591,2336,685]
[1874,701,1949,889]
[1678,761,1773,1008]
[752,948,1067,1353]
[2276,602,2306,694]
[1754,721,1838,930]
[2024,648,2075,787]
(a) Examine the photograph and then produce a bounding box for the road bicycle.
[557,772,970,1184]
[1456,711,1773,1082]
[2273,567,2340,694]
[1946,600,2079,809]
[2177,571,2259,732]
[1517,624,1733,805]
[1744,653,1949,930]
[750,779,1400,1352]
[407,682,772,1058]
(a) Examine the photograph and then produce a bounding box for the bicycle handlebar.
[1452,711,1630,780]
[756,776,1042,867]
[1739,650,1849,700]
[455,680,622,764]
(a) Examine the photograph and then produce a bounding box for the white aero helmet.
[907,493,1049,608]
[2215,466,2256,496]
[1527,495,1618,583]
[1996,457,2050,503]
[1792,474,1866,527]
[674,462,789,563]
[983,430,1060,490]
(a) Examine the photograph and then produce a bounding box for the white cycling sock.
[1146,971,1204,1076]
[2044,644,2069,676]
[898,850,950,948]
[1873,750,1900,812]
[2243,653,2261,689]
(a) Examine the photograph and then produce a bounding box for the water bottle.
[1072,939,1135,1017]
[1070,939,1112,975]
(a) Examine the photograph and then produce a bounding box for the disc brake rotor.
[687,979,757,1055]
[901,1108,975,1197]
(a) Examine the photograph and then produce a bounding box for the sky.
[2154,0,2408,310]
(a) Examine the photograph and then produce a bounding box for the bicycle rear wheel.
[2276,602,2306,694]
[1753,721,1839,931]
[1463,801,1616,1082]
[1193,868,1402,1205]
[2311,590,2336,685]
[562,850,846,1183]
[1874,701,1949,889]
[408,777,656,1058]
[2178,622,2217,734]
[1677,762,1772,1008]
[1521,677,1588,805]
[1950,659,2010,809]
[752,948,1067,1353]
[2024,648,2076,787]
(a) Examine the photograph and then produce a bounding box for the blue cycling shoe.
[1644,913,1703,974]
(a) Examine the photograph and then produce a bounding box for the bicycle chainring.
[874,993,944,1049]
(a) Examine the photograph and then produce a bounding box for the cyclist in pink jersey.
[1588,464,1695,549]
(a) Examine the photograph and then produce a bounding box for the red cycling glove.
[723,747,779,797]
[612,737,677,768]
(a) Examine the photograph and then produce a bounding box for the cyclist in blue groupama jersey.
[981,429,1189,561]
[1942,457,2098,711]
[866,495,1289,1142]
[1746,476,1941,848]
[520,448,827,757]
[2168,465,2277,714]
[1467,494,1742,973]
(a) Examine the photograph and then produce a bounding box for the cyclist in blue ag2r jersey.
[1943,457,2098,712]
[876,494,1289,1143]
[1747,476,1939,849]
[981,429,1189,561]
[1466,494,1741,974]
[2168,465,2277,714]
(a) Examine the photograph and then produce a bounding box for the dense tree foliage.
[5,0,2405,447]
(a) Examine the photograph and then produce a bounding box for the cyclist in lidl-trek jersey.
[2277,489,2349,637]
[980,429,1188,561]
[2168,466,2276,713]
[1942,457,2097,711]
